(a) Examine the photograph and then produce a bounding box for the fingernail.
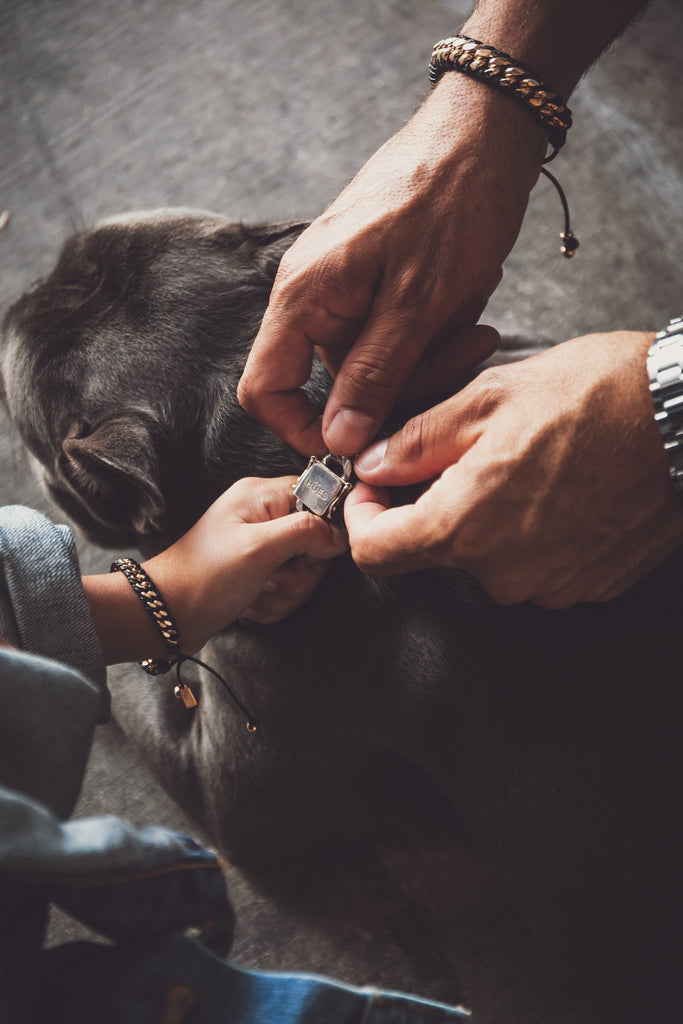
[326,409,376,455]
[355,438,388,475]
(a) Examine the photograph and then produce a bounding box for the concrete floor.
[1,1,682,1021]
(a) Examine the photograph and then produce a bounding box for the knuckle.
[347,538,382,577]
[291,511,323,542]
[536,592,572,610]
[440,513,532,606]
[468,365,508,419]
[273,246,374,326]
[235,375,254,410]
[249,607,277,625]
[438,508,485,567]
[236,375,266,418]
[227,476,255,503]
[390,258,440,309]
[394,411,431,464]
[478,569,533,606]
[485,581,528,606]
[273,246,305,286]
[242,477,268,503]
[276,568,308,598]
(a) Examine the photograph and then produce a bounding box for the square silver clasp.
[293,454,354,520]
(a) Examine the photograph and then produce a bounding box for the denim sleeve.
[0,505,106,702]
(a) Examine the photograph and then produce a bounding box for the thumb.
[354,393,473,487]
[322,305,435,456]
[251,512,348,571]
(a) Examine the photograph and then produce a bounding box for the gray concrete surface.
[1,1,682,1021]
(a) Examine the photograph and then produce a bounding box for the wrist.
[461,14,580,98]
[141,553,207,656]
[429,69,546,151]
[83,571,168,665]
[420,68,547,195]
[462,0,650,99]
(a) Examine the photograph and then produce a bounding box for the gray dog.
[2,208,682,1020]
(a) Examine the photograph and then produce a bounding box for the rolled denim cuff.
[0,505,106,701]
[38,932,472,1023]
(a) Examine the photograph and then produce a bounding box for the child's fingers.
[241,557,331,624]
[221,476,300,523]
[253,511,348,571]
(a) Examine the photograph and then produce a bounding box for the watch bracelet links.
[647,316,683,493]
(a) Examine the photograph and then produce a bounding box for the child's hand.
[143,476,347,653]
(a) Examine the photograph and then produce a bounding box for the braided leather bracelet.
[110,557,259,727]
[110,557,180,675]
[429,35,578,256]
[430,35,572,155]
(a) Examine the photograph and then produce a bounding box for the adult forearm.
[463,0,651,97]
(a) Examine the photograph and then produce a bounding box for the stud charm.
[174,683,198,709]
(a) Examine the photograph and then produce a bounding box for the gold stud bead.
[503,66,524,82]
[174,683,198,709]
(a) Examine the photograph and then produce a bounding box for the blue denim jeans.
[0,506,469,1023]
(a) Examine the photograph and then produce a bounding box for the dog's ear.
[59,414,165,540]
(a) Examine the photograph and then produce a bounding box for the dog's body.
[3,209,683,1018]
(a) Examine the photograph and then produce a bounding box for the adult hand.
[238,73,546,456]
[344,331,683,608]
[146,476,347,649]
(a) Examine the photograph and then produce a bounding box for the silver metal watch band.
[647,316,683,493]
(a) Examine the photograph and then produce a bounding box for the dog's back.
[3,209,683,1015]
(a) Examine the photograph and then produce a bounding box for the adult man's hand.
[238,73,545,456]
[345,331,683,608]
[237,0,652,458]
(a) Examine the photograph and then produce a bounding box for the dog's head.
[1,208,318,550]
